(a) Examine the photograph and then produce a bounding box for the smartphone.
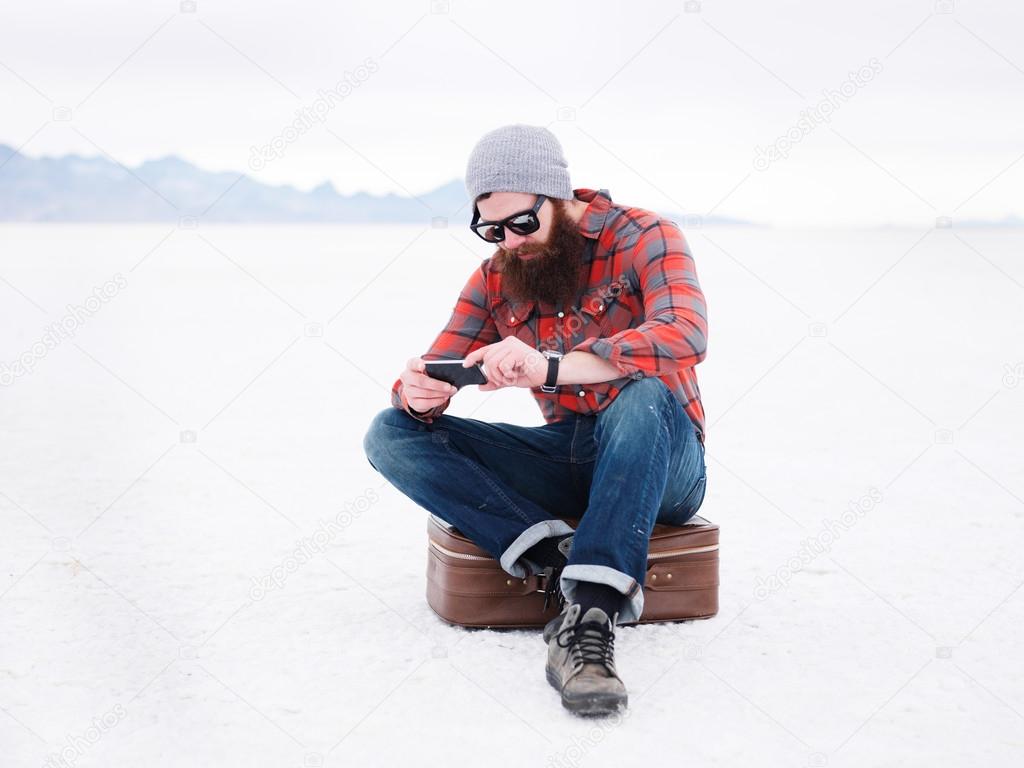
[423,359,488,389]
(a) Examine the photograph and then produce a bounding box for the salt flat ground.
[1,222,1022,767]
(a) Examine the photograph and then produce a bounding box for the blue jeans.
[362,377,707,623]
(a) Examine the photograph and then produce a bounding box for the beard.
[492,199,587,306]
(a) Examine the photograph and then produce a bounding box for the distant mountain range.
[0,144,471,223]
[0,143,759,226]
[877,215,1024,229]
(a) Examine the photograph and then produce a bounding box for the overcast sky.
[2,0,1022,227]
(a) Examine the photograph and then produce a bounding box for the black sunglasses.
[470,194,547,243]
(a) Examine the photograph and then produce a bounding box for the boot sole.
[546,665,628,716]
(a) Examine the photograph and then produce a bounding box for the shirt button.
[578,390,585,397]
[557,311,564,318]
[510,316,516,323]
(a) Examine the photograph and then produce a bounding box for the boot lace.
[555,617,617,674]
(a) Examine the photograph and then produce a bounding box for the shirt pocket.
[492,298,536,339]
[576,281,630,334]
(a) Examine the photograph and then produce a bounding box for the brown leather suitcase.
[426,513,719,628]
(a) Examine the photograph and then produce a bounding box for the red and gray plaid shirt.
[391,188,708,442]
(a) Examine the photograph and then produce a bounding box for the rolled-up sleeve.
[571,221,707,376]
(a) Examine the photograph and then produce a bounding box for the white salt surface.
[1,223,1022,766]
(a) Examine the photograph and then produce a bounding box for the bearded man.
[363,124,709,716]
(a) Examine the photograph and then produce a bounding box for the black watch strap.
[541,355,560,393]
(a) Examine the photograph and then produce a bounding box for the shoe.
[545,603,628,716]
[542,608,567,644]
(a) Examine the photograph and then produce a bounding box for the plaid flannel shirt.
[391,188,708,442]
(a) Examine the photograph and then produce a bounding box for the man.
[363,124,708,716]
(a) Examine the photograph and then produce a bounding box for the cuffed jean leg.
[362,408,588,578]
[560,378,705,623]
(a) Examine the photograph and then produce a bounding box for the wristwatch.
[540,349,563,393]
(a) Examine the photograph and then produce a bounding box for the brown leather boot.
[545,603,628,715]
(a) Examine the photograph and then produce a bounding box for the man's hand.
[463,337,547,391]
[400,357,459,412]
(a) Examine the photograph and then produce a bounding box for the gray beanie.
[464,124,573,204]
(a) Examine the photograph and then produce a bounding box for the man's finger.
[487,350,516,383]
[408,373,457,394]
[463,345,491,366]
[407,382,456,399]
[405,373,444,392]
